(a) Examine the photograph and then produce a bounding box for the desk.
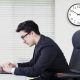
[0,74,26,80]
[0,74,34,80]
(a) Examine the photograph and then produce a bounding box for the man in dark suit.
[2,20,69,80]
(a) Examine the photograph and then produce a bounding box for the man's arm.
[14,46,57,77]
[18,58,34,67]
[2,55,35,73]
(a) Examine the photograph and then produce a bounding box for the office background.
[0,0,55,64]
[0,0,80,80]
[0,0,80,65]
[55,0,80,63]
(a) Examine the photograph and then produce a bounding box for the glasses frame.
[21,33,29,39]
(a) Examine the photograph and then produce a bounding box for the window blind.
[0,0,55,64]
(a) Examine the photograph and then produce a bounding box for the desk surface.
[0,74,26,80]
[0,74,34,80]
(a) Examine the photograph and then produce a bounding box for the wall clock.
[67,3,80,26]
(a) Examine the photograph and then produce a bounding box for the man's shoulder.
[41,35,54,43]
[35,35,56,51]
[42,35,57,46]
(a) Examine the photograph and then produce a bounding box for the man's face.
[19,31,35,47]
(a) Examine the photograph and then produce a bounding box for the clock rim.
[67,3,80,26]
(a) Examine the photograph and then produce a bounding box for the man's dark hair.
[16,20,40,35]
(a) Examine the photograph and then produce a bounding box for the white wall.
[55,0,80,63]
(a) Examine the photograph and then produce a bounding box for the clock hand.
[70,10,78,15]
[77,13,80,16]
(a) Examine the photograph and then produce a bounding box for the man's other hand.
[8,63,16,68]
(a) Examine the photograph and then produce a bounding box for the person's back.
[33,35,70,80]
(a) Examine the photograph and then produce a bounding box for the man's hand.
[2,63,16,73]
[0,66,3,72]
[2,64,12,73]
[8,63,16,68]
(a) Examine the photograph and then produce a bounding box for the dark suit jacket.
[14,35,69,79]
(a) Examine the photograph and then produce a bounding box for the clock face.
[67,3,80,26]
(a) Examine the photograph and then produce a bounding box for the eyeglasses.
[21,33,29,39]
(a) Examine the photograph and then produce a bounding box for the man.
[2,20,69,80]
